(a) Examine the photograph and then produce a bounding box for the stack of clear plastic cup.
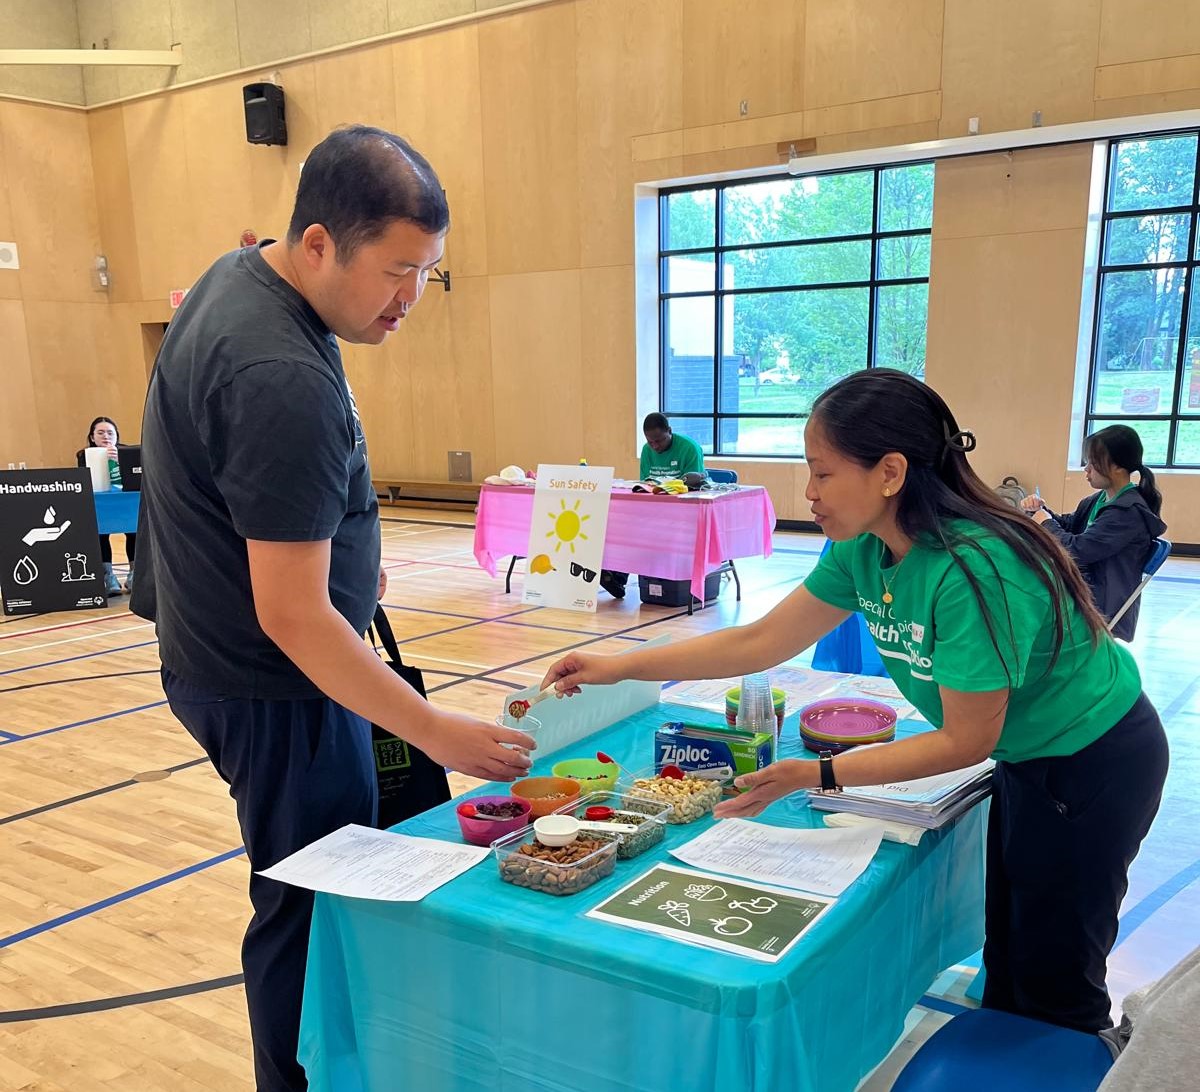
[736,672,779,758]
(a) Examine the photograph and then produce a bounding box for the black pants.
[163,669,377,1091]
[982,692,1168,1032]
[98,532,136,564]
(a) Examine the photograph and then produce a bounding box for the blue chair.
[892,1008,1115,1092]
[810,539,887,676]
[706,468,742,600]
[1108,537,1171,634]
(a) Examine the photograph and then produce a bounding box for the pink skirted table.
[473,484,776,607]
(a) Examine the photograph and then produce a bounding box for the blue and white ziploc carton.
[654,721,774,785]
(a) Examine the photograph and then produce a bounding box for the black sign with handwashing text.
[0,468,106,615]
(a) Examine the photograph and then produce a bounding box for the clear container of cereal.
[551,791,672,859]
[492,826,617,896]
[616,767,724,825]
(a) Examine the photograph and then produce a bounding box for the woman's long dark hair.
[86,416,119,449]
[1084,424,1163,517]
[811,369,1106,677]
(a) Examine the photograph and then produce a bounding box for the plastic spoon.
[507,683,560,721]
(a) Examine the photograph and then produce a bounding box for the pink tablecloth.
[473,485,777,602]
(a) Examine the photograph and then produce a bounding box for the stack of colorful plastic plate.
[798,698,897,754]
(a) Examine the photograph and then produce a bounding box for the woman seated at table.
[77,415,136,597]
[542,368,1166,1038]
[1020,425,1165,640]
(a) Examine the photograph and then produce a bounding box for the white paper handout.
[668,818,883,897]
[258,824,487,901]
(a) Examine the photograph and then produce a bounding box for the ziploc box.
[654,721,774,786]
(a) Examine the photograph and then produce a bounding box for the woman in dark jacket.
[1022,425,1166,640]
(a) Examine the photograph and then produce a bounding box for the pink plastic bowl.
[455,794,532,846]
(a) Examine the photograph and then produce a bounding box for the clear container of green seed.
[551,791,672,859]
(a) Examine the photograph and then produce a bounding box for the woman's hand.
[1031,508,1051,525]
[1019,495,1044,513]
[713,759,814,818]
[539,651,623,695]
[378,566,388,601]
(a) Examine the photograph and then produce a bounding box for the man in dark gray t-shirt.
[132,126,532,1092]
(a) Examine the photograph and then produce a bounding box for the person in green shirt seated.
[639,412,705,481]
[600,413,707,599]
[542,368,1167,1037]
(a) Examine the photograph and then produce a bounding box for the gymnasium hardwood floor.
[1,510,1196,1090]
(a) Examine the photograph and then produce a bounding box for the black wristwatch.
[818,750,841,793]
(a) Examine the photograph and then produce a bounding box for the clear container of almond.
[492,826,617,896]
[616,766,724,824]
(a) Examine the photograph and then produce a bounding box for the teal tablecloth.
[93,489,139,535]
[298,703,986,1092]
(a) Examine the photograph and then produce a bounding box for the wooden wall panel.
[940,0,1100,137]
[1098,0,1200,67]
[0,110,20,303]
[0,300,43,467]
[104,299,174,438]
[804,0,943,110]
[932,145,1095,240]
[579,264,639,476]
[681,0,805,128]
[391,26,488,277]
[576,0,683,269]
[121,95,196,302]
[314,44,397,135]
[1,103,103,304]
[180,81,259,273]
[1095,55,1200,104]
[489,270,583,471]
[341,336,417,477]
[403,274,497,480]
[478,5,580,275]
[926,228,1089,497]
[22,301,120,466]
[88,107,143,306]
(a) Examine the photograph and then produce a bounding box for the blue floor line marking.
[0,700,169,745]
[0,639,158,678]
[0,728,20,740]
[918,993,972,1017]
[0,847,246,951]
[1115,856,1200,948]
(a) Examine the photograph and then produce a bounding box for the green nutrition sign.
[587,864,834,963]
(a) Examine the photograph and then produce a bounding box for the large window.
[658,162,934,457]
[1088,131,1200,467]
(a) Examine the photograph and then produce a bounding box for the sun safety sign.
[522,464,614,613]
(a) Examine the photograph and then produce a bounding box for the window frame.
[657,163,933,459]
[1084,129,1200,469]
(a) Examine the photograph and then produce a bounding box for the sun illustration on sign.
[546,499,590,554]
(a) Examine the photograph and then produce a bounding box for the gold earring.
[883,487,892,497]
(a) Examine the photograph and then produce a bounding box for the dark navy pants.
[982,692,1168,1033]
[163,669,377,1091]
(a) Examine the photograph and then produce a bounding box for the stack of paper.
[808,759,993,830]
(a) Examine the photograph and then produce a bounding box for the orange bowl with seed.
[511,776,581,818]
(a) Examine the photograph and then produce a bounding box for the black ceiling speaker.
[243,83,287,146]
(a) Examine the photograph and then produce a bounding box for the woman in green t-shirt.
[540,368,1168,1035]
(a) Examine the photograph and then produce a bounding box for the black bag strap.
[370,604,408,667]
